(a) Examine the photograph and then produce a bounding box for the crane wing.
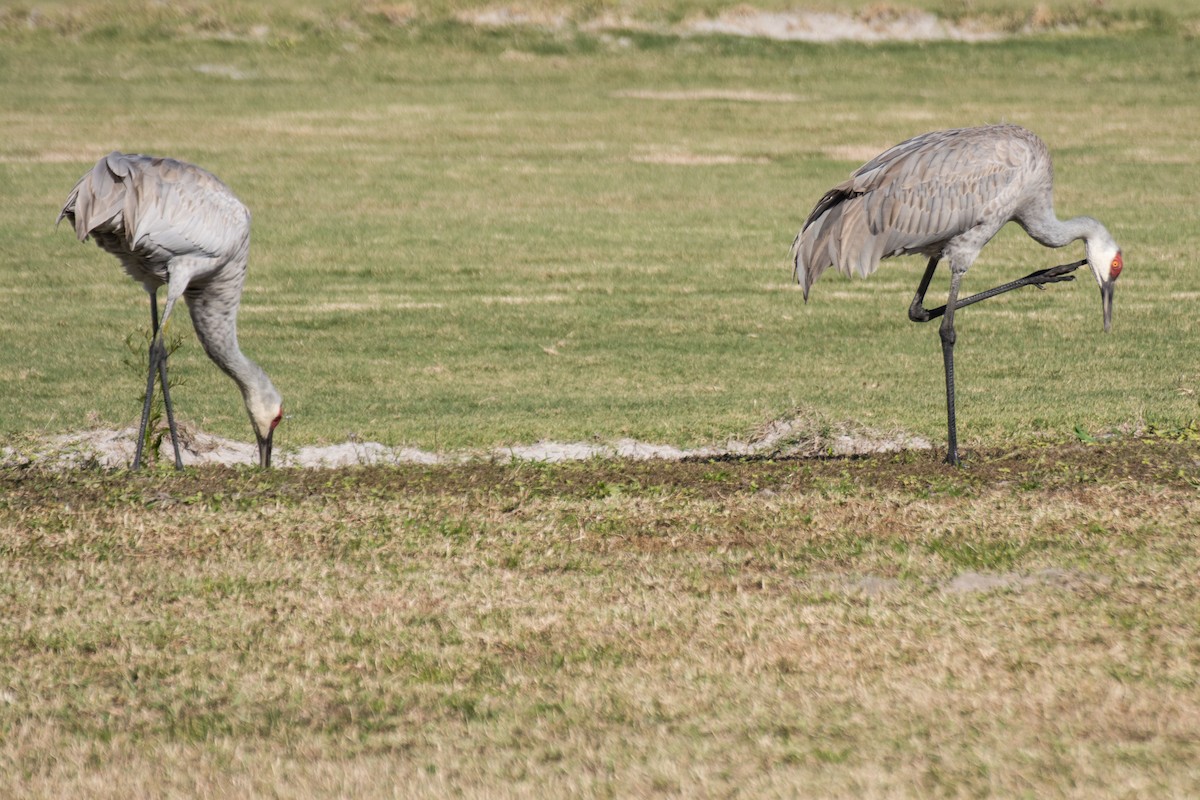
[58,153,126,243]
[59,152,250,265]
[793,126,1037,299]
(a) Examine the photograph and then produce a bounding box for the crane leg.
[908,257,940,322]
[940,270,965,467]
[909,258,1084,467]
[907,255,962,464]
[133,291,183,470]
[133,336,156,471]
[157,342,184,470]
[914,259,1084,322]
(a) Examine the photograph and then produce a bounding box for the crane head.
[255,405,283,469]
[245,382,283,468]
[1084,232,1122,334]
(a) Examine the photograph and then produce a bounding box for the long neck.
[1018,198,1106,249]
[187,295,276,408]
[217,340,271,401]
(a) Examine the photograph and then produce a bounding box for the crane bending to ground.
[792,124,1122,466]
[59,152,282,468]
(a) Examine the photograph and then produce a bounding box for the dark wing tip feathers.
[788,232,810,302]
[803,186,855,233]
[793,185,861,301]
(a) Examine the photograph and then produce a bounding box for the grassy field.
[4,441,1200,797]
[3,2,1200,797]
[3,0,1200,453]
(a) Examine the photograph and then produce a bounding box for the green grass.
[3,441,1200,797]
[5,8,1200,796]
[3,3,1200,454]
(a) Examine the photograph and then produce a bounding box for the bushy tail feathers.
[789,231,817,302]
[792,187,849,301]
[792,186,888,300]
[57,152,135,244]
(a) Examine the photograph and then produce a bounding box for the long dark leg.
[158,345,183,470]
[941,270,965,467]
[133,292,159,470]
[908,257,940,322]
[918,259,1084,322]
[133,291,183,470]
[908,256,963,465]
[909,257,1084,466]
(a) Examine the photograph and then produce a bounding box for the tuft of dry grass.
[3,439,1200,797]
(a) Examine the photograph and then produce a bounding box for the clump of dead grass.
[739,406,932,458]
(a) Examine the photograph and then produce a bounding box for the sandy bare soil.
[682,8,1001,43]
[458,7,1005,43]
[2,415,931,469]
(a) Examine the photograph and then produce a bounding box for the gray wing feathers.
[793,125,1038,299]
[58,152,249,263]
[59,153,124,243]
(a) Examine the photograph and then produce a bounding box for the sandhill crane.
[792,124,1122,466]
[58,152,282,468]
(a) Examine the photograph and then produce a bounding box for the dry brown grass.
[3,440,1200,797]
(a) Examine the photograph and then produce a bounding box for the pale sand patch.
[3,413,931,470]
[261,105,436,124]
[365,2,418,27]
[616,89,804,103]
[481,294,568,305]
[0,426,448,470]
[632,152,770,166]
[310,301,447,312]
[192,63,256,80]
[0,150,105,164]
[455,7,568,28]
[309,301,382,313]
[395,301,446,310]
[242,301,445,314]
[825,108,938,125]
[455,6,1004,43]
[683,8,1001,42]
[824,143,897,164]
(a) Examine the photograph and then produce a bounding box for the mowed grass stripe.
[3,18,1199,449]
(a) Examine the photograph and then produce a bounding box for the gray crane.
[792,124,1122,466]
[58,152,282,468]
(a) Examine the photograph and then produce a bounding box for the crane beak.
[1101,281,1114,333]
[257,430,274,468]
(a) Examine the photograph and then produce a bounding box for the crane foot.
[1027,259,1085,288]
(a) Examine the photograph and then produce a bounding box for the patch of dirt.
[5,436,1200,521]
[0,149,110,164]
[455,6,1005,43]
[1,420,1197,535]
[683,8,1001,43]
[456,7,569,29]
[616,89,804,103]
[192,63,257,80]
[480,294,568,305]
[244,301,446,315]
[365,2,418,27]
[823,143,899,164]
[631,152,770,166]
[1,413,930,470]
